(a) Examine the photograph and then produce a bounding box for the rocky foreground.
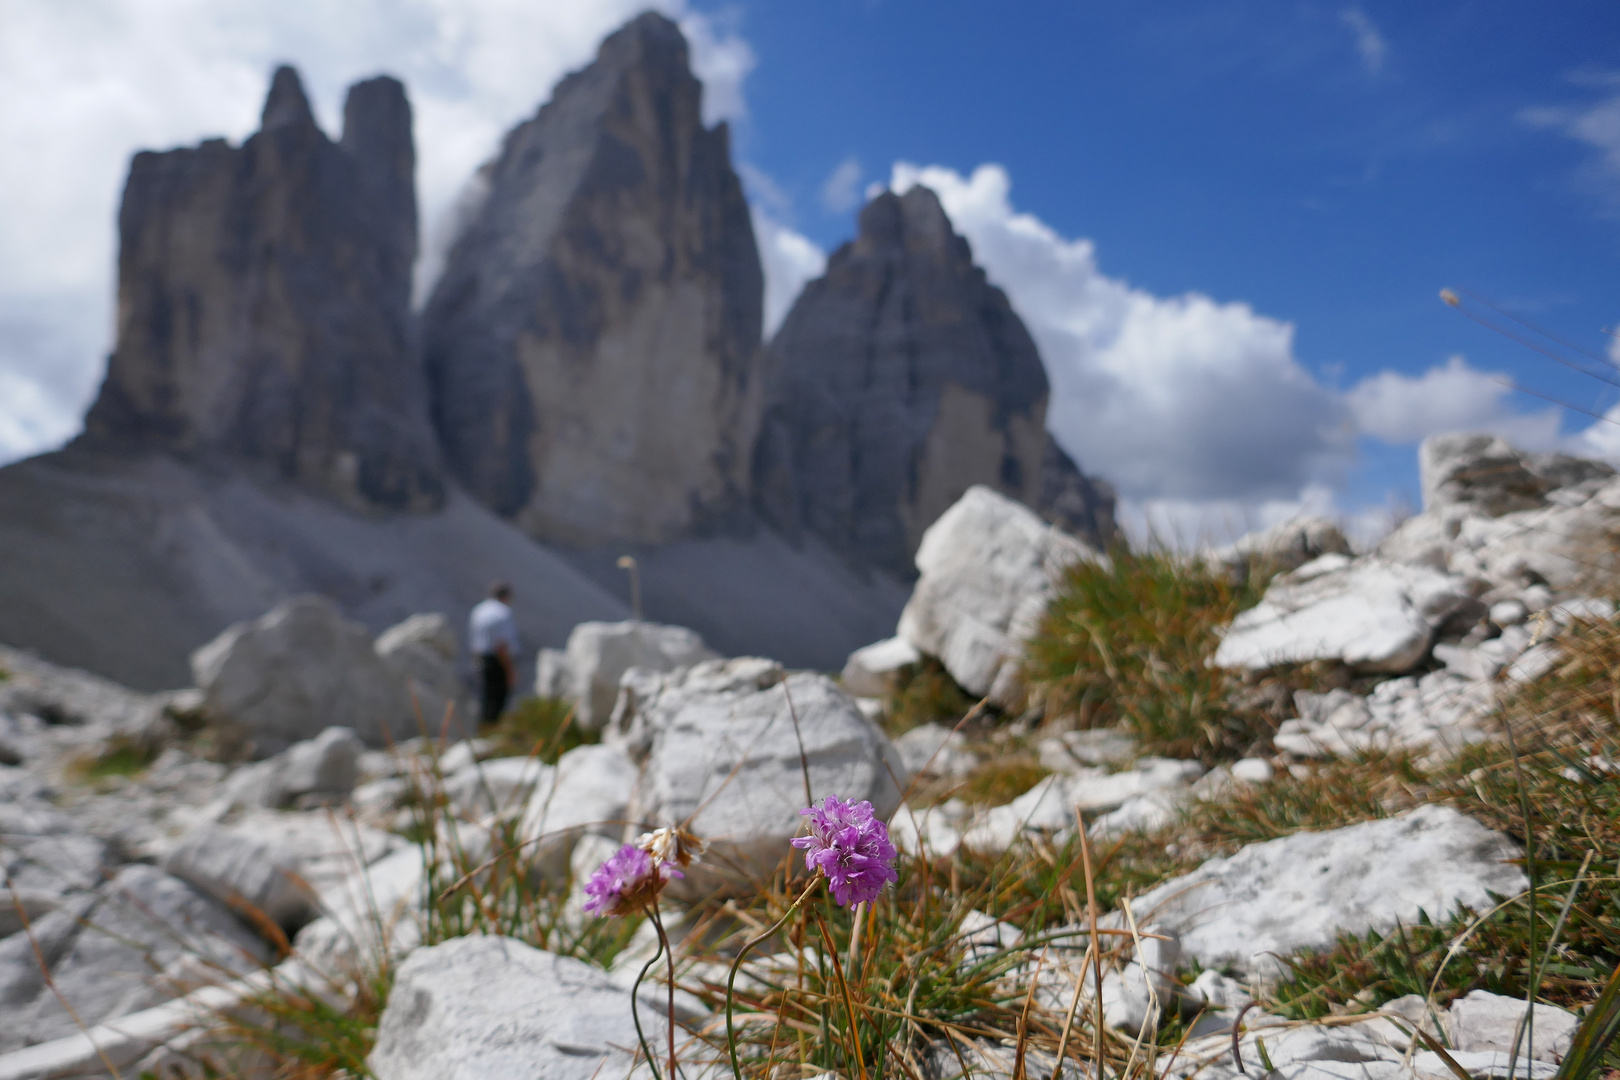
[0,432,1611,1079]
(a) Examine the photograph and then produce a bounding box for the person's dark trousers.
[480,653,510,724]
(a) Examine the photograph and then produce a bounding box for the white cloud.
[1522,77,1620,213]
[887,162,1353,504]
[752,209,826,338]
[820,156,863,214]
[1338,8,1387,77]
[736,160,794,218]
[679,10,756,127]
[0,0,752,465]
[1526,91,1620,179]
[1346,354,1564,448]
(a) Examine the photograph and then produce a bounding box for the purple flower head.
[789,795,899,908]
[582,843,683,917]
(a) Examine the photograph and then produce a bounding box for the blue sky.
[2,1,1617,543]
[726,1,1620,529]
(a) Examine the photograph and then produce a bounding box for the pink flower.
[790,796,899,908]
[582,843,683,917]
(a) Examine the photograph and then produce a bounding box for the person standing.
[469,581,519,725]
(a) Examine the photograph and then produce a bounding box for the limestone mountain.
[752,185,1116,578]
[422,11,764,547]
[80,67,443,512]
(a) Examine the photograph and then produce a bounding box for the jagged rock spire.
[753,185,1116,576]
[81,65,443,511]
[421,11,765,546]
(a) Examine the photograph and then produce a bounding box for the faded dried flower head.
[636,824,707,869]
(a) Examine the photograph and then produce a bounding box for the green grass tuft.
[484,695,595,763]
[883,658,979,735]
[68,734,155,782]
[1022,547,1284,760]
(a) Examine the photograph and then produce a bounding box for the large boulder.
[898,485,1101,708]
[0,864,272,1051]
[1116,805,1527,978]
[841,636,921,698]
[376,613,468,731]
[191,595,415,755]
[556,620,720,733]
[609,658,905,897]
[368,935,668,1080]
[220,725,365,809]
[0,801,109,909]
[79,66,443,512]
[160,825,318,932]
[752,184,1115,576]
[1213,555,1478,673]
[1420,433,1611,518]
[421,12,766,546]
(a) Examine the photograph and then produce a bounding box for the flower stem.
[651,900,677,1080]
[847,900,866,986]
[728,879,822,1080]
[633,920,667,1080]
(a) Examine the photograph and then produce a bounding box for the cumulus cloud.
[1346,354,1564,448]
[752,209,827,338]
[0,0,752,466]
[1522,75,1620,214]
[820,156,863,214]
[1338,8,1387,76]
[887,162,1353,503]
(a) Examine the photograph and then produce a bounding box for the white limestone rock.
[898,486,1102,709]
[960,758,1202,853]
[892,721,977,778]
[219,725,365,809]
[0,801,109,906]
[841,636,921,698]
[1448,989,1579,1064]
[160,810,400,936]
[1037,728,1137,772]
[1275,672,1496,759]
[519,742,639,880]
[443,756,554,820]
[1413,1051,1557,1080]
[1214,557,1476,674]
[612,658,904,897]
[191,595,415,754]
[534,647,572,699]
[160,825,318,932]
[293,844,426,977]
[376,613,469,731]
[1,865,272,1052]
[368,935,668,1080]
[1420,432,1611,519]
[560,619,720,732]
[1119,805,1527,979]
[1207,516,1352,583]
[889,802,964,859]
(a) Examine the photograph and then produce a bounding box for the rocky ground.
[0,432,1614,1080]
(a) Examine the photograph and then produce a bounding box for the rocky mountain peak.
[260,65,317,131]
[422,10,764,547]
[80,65,443,512]
[753,184,1115,577]
[858,186,960,258]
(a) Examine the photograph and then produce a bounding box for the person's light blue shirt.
[468,598,519,656]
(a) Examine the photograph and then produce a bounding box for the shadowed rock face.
[81,67,443,512]
[422,12,765,547]
[753,186,1116,578]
